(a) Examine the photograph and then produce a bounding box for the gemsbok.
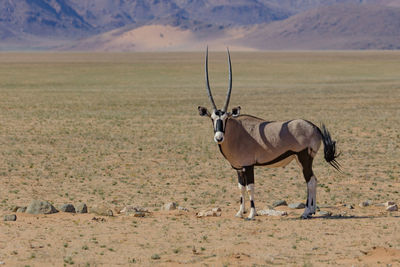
[198,48,340,219]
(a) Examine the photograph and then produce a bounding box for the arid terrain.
[0,52,399,266]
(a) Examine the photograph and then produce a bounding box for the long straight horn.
[222,48,232,112]
[205,47,217,111]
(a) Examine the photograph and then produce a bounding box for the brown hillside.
[237,3,400,50]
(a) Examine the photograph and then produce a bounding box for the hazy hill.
[1,0,399,50]
[238,3,400,50]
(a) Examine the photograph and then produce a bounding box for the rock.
[120,206,149,214]
[4,214,17,221]
[385,201,396,207]
[58,204,76,213]
[288,203,305,209]
[163,202,177,211]
[90,204,113,216]
[345,204,354,209]
[196,209,222,217]
[16,207,26,213]
[178,206,189,212]
[318,211,332,217]
[359,201,372,207]
[10,206,20,212]
[26,200,58,215]
[120,206,150,217]
[75,203,88,213]
[272,200,287,207]
[132,211,146,217]
[386,204,398,212]
[258,209,288,216]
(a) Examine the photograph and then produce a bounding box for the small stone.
[75,203,88,213]
[342,203,354,209]
[288,203,305,209]
[386,204,398,212]
[385,201,396,207]
[163,202,177,211]
[26,200,58,215]
[58,204,76,213]
[196,209,221,217]
[16,207,26,213]
[318,211,332,217]
[4,214,17,221]
[90,204,113,216]
[258,209,287,216]
[132,211,146,217]
[359,201,371,207]
[178,206,189,212]
[120,206,149,214]
[272,200,287,207]
[10,206,20,212]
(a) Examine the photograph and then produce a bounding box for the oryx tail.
[319,124,341,171]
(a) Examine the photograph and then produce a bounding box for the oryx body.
[198,48,340,219]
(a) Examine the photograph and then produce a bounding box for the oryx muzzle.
[198,47,341,220]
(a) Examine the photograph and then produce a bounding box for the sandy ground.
[0,52,399,266]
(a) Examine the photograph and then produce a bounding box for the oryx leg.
[235,169,247,218]
[296,149,317,219]
[245,166,256,220]
[236,166,256,219]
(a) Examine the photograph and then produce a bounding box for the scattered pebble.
[120,206,151,217]
[272,200,287,207]
[16,207,26,213]
[26,200,58,215]
[4,214,17,221]
[344,204,354,209]
[10,206,20,212]
[91,217,106,222]
[359,201,372,207]
[258,209,287,216]
[120,206,149,214]
[58,204,76,213]
[163,202,177,211]
[288,203,305,209]
[178,206,189,212]
[90,204,113,216]
[75,203,88,214]
[318,211,332,217]
[197,208,222,217]
[385,201,396,207]
[386,204,398,212]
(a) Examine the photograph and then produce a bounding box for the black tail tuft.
[320,124,341,172]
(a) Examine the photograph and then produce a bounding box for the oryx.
[198,48,340,219]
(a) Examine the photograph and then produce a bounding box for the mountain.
[236,3,400,50]
[0,0,399,50]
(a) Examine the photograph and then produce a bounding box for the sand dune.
[62,24,257,51]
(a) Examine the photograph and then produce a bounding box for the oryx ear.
[231,106,241,117]
[198,106,210,117]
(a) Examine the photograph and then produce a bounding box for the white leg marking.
[246,183,256,220]
[235,183,246,218]
[302,176,317,219]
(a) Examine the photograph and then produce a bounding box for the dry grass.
[0,51,399,266]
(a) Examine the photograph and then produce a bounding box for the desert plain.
[0,51,400,266]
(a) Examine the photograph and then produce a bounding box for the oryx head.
[198,47,241,144]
